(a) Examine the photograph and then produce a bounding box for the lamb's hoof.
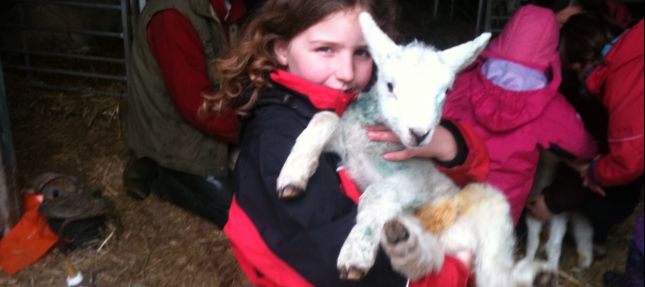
[383,219,409,244]
[339,266,367,281]
[577,252,593,269]
[277,185,304,199]
[533,271,558,287]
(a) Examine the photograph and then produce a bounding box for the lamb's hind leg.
[464,185,516,287]
[337,179,423,281]
[276,111,339,198]
[381,215,446,281]
[571,212,593,269]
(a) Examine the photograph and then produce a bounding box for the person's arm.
[435,120,490,186]
[588,59,644,187]
[147,10,239,143]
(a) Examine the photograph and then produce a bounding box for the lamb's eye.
[387,83,394,93]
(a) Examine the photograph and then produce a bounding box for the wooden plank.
[0,58,20,237]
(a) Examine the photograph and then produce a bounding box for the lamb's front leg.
[524,215,544,262]
[337,179,422,280]
[277,111,339,198]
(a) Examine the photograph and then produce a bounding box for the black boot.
[151,168,233,228]
[123,157,158,200]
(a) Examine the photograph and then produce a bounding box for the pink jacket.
[443,5,597,224]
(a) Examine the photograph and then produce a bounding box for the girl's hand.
[366,125,457,162]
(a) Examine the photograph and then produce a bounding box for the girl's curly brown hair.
[201,0,398,117]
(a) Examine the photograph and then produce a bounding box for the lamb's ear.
[359,12,399,65]
[439,33,491,72]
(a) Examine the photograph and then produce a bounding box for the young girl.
[557,13,643,286]
[441,4,598,225]
[203,0,491,286]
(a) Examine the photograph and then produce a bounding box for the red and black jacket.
[225,71,489,287]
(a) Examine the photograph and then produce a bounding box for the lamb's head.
[359,13,491,148]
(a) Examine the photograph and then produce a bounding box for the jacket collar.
[270,70,358,115]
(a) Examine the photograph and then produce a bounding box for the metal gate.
[431,0,522,35]
[0,58,19,236]
[0,0,139,97]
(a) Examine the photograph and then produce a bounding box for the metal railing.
[431,0,515,35]
[0,59,15,170]
[0,0,136,97]
[0,57,19,237]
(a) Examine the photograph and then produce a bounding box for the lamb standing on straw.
[276,12,551,287]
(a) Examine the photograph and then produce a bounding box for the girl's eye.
[387,82,394,93]
[316,47,333,53]
[355,49,371,58]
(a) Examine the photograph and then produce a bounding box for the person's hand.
[366,124,457,162]
[579,158,607,197]
[527,195,554,221]
[581,169,607,197]
[565,160,588,174]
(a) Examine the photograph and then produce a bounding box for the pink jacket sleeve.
[536,95,598,160]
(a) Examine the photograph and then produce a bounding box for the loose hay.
[1,89,248,287]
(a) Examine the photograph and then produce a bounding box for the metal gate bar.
[1,49,125,64]
[0,57,19,236]
[0,0,133,97]
[9,0,122,10]
[5,65,128,82]
[0,60,15,169]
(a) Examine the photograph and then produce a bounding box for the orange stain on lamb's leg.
[415,184,490,234]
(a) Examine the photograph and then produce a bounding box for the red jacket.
[586,20,644,187]
[146,0,246,143]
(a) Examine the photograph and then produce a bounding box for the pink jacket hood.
[473,5,562,132]
[486,5,560,70]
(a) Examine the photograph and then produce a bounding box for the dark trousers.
[151,165,232,228]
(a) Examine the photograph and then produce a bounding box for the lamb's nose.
[410,129,431,145]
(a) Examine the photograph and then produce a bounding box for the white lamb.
[276,12,550,287]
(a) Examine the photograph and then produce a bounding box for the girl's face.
[274,6,374,93]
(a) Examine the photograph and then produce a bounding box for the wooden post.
[0,58,20,237]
